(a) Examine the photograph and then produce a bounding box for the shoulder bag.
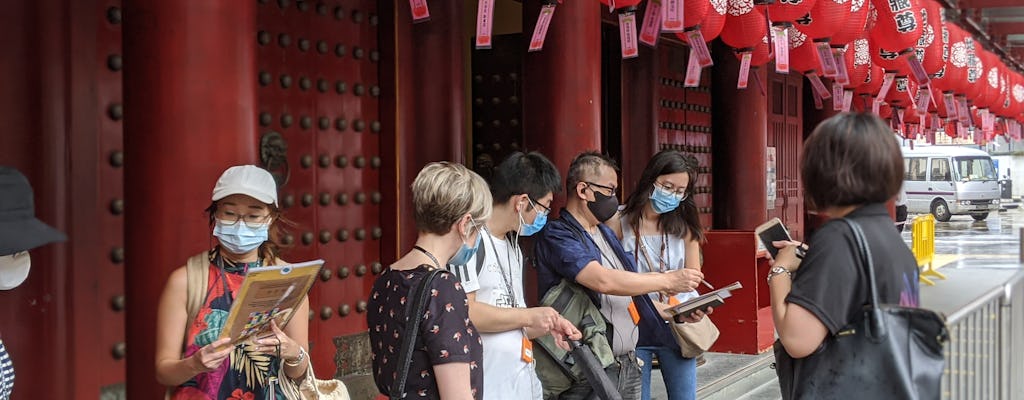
[773,218,948,400]
[632,225,719,359]
[389,268,445,400]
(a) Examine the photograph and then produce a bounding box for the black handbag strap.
[390,267,445,399]
[838,218,887,340]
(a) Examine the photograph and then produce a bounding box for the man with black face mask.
[534,152,703,400]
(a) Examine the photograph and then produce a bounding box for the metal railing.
[941,270,1024,400]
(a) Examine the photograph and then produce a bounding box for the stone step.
[696,352,778,400]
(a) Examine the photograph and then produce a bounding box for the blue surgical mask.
[649,184,684,214]
[214,220,269,254]
[519,211,547,237]
[448,230,482,266]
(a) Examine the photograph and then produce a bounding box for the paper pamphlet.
[665,281,743,317]
[218,259,323,346]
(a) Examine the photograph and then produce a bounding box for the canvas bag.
[773,219,948,400]
[631,229,719,358]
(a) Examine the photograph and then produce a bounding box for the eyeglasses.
[654,181,688,201]
[528,197,552,217]
[215,208,272,228]
[584,181,618,197]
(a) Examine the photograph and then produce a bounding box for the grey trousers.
[558,352,642,400]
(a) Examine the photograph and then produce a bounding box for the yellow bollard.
[911,214,945,286]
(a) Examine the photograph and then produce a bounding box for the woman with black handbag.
[767,113,946,400]
[614,150,712,400]
[367,162,491,400]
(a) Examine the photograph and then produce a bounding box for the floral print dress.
[171,257,284,400]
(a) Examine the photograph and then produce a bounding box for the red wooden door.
[657,42,715,229]
[256,0,384,379]
[767,70,805,240]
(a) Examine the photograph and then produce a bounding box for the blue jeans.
[637,346,697,400]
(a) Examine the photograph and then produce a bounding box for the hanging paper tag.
[521,335,534,363]
[807,72,831,100]
[927,124,936,145]
[956,97,970,126]
[773,26,790,74]
[684,50,702,87]
[932,114,940,132]
[834,50,850,86]
[815,42,838,77]
[410,0,430,22]
[915,87,930,114]
[475,0,495,49]
[619,12,640,59]
[982,110,993,133]
[877,73,896,101]
[737,52,752,89]
[662,0,684,32]
[832,82,844,109]
[926,84,937,108]
[639,0,663,47]
[811,85,824,110]
[896,109,906,136]
[686,30,713,67]
[942,93,957,120]
[842,90,854,112]
[907,54,930,85]
[872,98,881,114]
[528,5,557,52]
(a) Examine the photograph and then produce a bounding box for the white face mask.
[0,252,31,290]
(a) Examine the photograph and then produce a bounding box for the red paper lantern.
[869,0,924,53]
[735,35,774,66]
[870,36,910,73]
[885,75,917,108]
[915,0,944,76]
[978,52,1001,109]
[598,0,642,10]
[684,0,713,29]
[678,1,727,44]
[792,0,851,42]
[767,0,818,24]
[831,0,870,46]
[721,1,767,50]
[854,64,886,96]
[790,35,821,73]
[843,38,871,89]
[965,40,985,104]
[932,23,969,95]
[1011,77,1024,118]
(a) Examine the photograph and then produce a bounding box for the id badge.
[627,301,641,325]
[521,336,534,363]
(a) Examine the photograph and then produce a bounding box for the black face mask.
[587,189,619,223]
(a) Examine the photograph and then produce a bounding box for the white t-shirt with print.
[451,229,542,400]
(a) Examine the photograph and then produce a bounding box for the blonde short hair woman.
[368,162,491,400]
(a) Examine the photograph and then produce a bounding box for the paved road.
[648,207,1024,400]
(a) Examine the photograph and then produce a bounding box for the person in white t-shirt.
[448,152,581,399]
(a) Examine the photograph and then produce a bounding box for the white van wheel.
[971,213,988,221]
[931,200,952,222]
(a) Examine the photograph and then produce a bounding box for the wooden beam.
[962,0,1024,8]
[989,21,1024,35]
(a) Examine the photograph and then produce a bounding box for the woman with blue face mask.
[614,150,709,400]
[155,165,310,399]
[367,162,492,400]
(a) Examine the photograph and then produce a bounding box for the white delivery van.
[902,146,1000,222]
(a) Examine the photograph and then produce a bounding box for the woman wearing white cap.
[155,165,310,399]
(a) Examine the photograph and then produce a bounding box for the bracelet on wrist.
[284,347,307,367]
[767,266,792,284]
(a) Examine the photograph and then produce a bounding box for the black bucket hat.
[0,166,67,255]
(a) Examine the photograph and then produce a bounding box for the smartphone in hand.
[755,217,792,259]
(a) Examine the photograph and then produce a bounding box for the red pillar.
[522,0,602,180]
[712,42,768,230]
[122,2,256,397]
[380,2,466,262]
[619,44,660,195]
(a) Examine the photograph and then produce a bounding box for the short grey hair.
[412,162,492,235]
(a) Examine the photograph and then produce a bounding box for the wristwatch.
[767,266,792,284]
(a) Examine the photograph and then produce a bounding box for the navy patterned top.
[367,265,483,399]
